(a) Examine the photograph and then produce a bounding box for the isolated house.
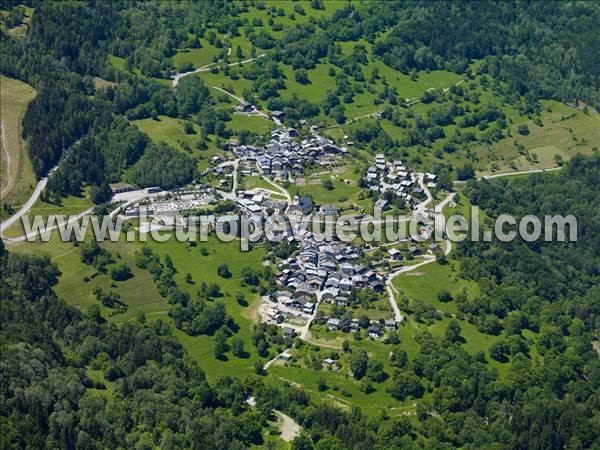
[375,199,389,211]
[410,246,423,256]
[428,243,440,253]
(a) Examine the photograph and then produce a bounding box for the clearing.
[0,75,37,215]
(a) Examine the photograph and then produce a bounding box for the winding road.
[260,176,291,201]
[172,53,266,87]
[0,163,59,236]
[383,178,456,322]
[210,85,270,119]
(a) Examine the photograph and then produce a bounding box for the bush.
[217,263,232,278]
[110,262,133,281]
[517,123,530,135]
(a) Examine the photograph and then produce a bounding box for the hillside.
[1,1,599,449]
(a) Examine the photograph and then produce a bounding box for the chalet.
[271,110,285,122]
[235,101,254,113]
[384,319,397,330]
[410,246,423,256]
[294,286,315,300]
[288,196,313,216]
[321,288,339,302]
[352,275,366,287]
[303,302,315,314]
[428,243,440,253]
[367,325,383,339]
[262,199,288,215]
[369,280,384,292]
[338,278,353,292]
[340,263,354,275]
[335,296,349,306]
[374,199,389,211]
[388,248,403,260]
[282,327,296,339]
[307,277,322,290]
[327,318,341,330]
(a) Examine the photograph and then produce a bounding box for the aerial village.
[110,125,445,347]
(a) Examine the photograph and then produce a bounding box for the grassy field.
[393,262,478,315]
[7,229,167,322]
[0,5,33,38]
[289,163,363,209]
[242,175,271,191]
[487,101,599,175]
[146,236,269,380]
[132,115,226,170]
[227,113,271,134]
[318,297,393,321]
[0,76,37,215]
[9,229,273,381]
[323,75,598,178]
[172,40,222,70]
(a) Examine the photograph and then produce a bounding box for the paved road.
[210,85,270,119]
[260,176,291,201]
[453,166,563,185]
[481,166,562,179]
[413,172,434,215]
[2,188,163,242]
[383,178,455,321]
[386,257,437,321]
[172,54,266,87]
[4,206,95,243]
[215,159,240,201]
[0,163,58,235]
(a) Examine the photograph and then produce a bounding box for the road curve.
[0,164,58,235]
[260,176,291,202]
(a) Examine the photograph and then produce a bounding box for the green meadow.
[132,115,226,170]
[145,236,269,380]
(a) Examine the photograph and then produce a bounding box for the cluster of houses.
[232,191,339,221]
[365,155,437,210]
[229,128,347,181]
[325,317,398,339]
[264,235,387,322]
